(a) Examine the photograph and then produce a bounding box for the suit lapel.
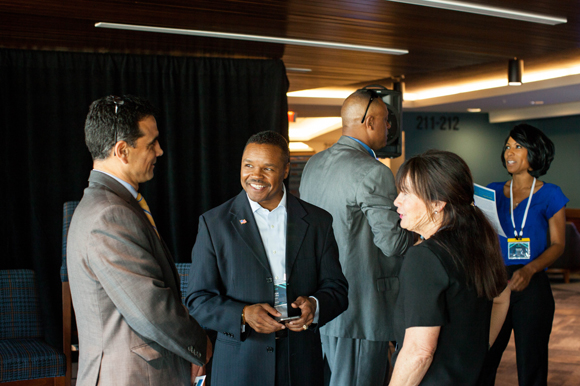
[88,170,149,226]
[230,191,272,274]
[88,170,181,293]
[285,194,308,283]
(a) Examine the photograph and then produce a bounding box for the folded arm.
[358,165,412,257]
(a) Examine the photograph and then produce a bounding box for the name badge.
[507,238,531,260]
[274,280,289,320]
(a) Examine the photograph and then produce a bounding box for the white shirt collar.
[247,185,287,213]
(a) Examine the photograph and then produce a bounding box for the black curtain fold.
[0,48,289,348]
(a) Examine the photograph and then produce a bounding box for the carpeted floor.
[72,274,580,386]
[495,273,580,386]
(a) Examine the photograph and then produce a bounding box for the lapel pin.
[239,219,247,224]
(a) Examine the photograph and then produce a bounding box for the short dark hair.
[500,123,555,178]
[84,95,157,160]
[245,131,290,164]
[396,150,507,299]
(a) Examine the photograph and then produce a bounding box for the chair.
[548,222,580,283]
[61,201,79,386]
[175,263,192,305]
[0,269,66,385]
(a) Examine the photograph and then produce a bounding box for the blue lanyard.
[510,178,535,238]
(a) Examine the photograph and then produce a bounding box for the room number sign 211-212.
[416,116,460,131]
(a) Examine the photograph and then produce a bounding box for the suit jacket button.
[187,345,194,353]
[267,346,274,353]
[266,277,273,283]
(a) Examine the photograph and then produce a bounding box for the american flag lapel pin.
[239,219,247,224]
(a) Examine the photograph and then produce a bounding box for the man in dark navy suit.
[186,131,348,386]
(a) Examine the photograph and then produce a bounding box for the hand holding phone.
[285,296,317,332]
[243,303,285,334]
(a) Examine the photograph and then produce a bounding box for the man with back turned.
[299,90,412,386]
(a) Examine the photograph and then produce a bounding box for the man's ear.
[364,114,374,131]
[283,162,290,179]
[115,141,130,164]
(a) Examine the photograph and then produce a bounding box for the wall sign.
[416,116,460,131]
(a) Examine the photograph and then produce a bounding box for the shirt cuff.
[310,296,320,324]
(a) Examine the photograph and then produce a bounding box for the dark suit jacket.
[67,171,207,386]
[186,190,348,386]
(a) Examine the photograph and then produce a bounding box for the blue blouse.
[487,182,569,266]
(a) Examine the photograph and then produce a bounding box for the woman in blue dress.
[478,124,568,386]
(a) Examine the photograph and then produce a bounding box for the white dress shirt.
[248,189,288,283]
[247,186,319,323]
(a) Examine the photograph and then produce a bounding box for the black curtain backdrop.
[0,48,289,348]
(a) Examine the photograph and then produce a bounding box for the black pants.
[276,336,290,386]
[478,266,555,386]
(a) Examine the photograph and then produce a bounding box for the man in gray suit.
[299,89,412,386]
[67,95,209,386]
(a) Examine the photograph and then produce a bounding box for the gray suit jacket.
[299,136,412,341]
[67,171,207,386]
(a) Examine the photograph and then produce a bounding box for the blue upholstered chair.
[0,269,66,385]
[61,201,79,386]
[175,263,192,304]
[548,222,580,283]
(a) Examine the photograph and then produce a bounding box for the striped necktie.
[136,193,160,239]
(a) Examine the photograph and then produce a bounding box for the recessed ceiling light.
[467,108,481,112]
[530,101,544,105]
[95,22,409,55]
[289,117,343,141]
[289,142,314,152]
[386,0,566,25]
[287,89,353,99]
[289,61,580,102]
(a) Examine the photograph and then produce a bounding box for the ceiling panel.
[1,0,578,100]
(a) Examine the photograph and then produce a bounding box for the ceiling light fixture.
[289,117,343,141]
[287,68,312,73]
[508,58,523,86]
[467,108,481,112]
[95,22,409,55]
[386,0,566,25]
[289,142,314,152]
[287,61,580,102]
[287,89,354,99]
[403,79,507,100]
